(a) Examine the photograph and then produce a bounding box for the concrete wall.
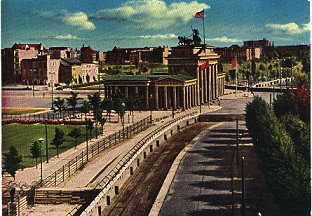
[80,115,199,216]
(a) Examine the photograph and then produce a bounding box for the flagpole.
[202,9,205,46]
[235,55,237,96]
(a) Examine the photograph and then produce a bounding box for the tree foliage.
[273,90,298,118]
[3,146,22,179]
[281,114,310,162]
[51,127,65,158]
[101,98,113,121]
[80,100,90,118]
[30,141,41,168]
[294,87,310,123]
[66,91,82,113]
[245,97,310,214]
[53,97,66,119]
[68,128,82,148]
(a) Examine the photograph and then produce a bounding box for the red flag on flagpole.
[200,60,209,71]
[231,58,236,68]
[195,10,204,18]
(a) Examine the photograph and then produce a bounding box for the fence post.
[54,172,57,186]
[68,162,71,176]
[114,133,117,145]
[91,145,94,157]
[82,151,84,166]
[98,142,100,154]
[126,127,129,139]
[62,165,65,182]
[241,157,245,216]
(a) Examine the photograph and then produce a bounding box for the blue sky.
[1,0,310,50]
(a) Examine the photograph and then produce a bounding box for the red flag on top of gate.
[200,60,209,71]
[231,58,236,68]
[195,10,204,18]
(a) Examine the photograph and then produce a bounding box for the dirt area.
[102,122,215,216]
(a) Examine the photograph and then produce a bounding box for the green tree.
[66,91,82,114]
[86,119,94,141]
[126,94,141,123]
[53,97,66,119]
[281,114,310,162]
[101,98,113,122]
[80,100,90,119]
[251,59,256,82]
[88,92,102,138]
[245,97,310,214]
[293,71,310,88]
[3,146,22,180]
[273,90,299,118]
[99,117,106,135]
[68,128,82,148]
[30,141,41,168]
[112,90,126,122]
[51,127,65,158]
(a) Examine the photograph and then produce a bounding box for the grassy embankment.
[2,123,98,168]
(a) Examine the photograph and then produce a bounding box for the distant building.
[80,45,96,63]
[215,45,247,63]
[20,55,59,85]
[2,43,47,84]
[106,46,171,65]
[246,47,261,61]
[243,38,270,48]
[49,47,76,59]
[59,58,81,84]
[81,63,99,83]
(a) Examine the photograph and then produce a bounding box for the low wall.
[76,114,199,216]
[199,113,245,122]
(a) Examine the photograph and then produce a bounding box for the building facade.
[81,63,99,83]
[21,55,59,85]
[2,43,47,84]
[103,44,225,110]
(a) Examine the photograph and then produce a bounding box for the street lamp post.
[38,138,44,186]
[45,121,49,163]
[121,103,125,138]
[171,90,174,119]
[149,94,153,124]
[280,59,283,93]
[199,87,202,113]
[31,69,37,97]
[85,118,89,161]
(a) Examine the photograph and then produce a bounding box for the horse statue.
[178,36,193,46]
[192,28,201,44]
[178,27,202,46]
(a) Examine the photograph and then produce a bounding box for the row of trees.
[245,92,310,215]
[225,54,310,85]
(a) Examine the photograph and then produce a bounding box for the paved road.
[159,92,274,215]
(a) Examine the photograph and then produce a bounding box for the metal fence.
[3,116,151,216]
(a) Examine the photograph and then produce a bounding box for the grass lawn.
[2,123,98,168]
[2,108,48,115]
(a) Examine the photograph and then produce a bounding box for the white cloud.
[91,0,210,29]
[54,34,77,40]
[266,22,310,34]
[137,34,177,39]
[62,12,95,30]
[36,10,95,30]
[207,36,240,43]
